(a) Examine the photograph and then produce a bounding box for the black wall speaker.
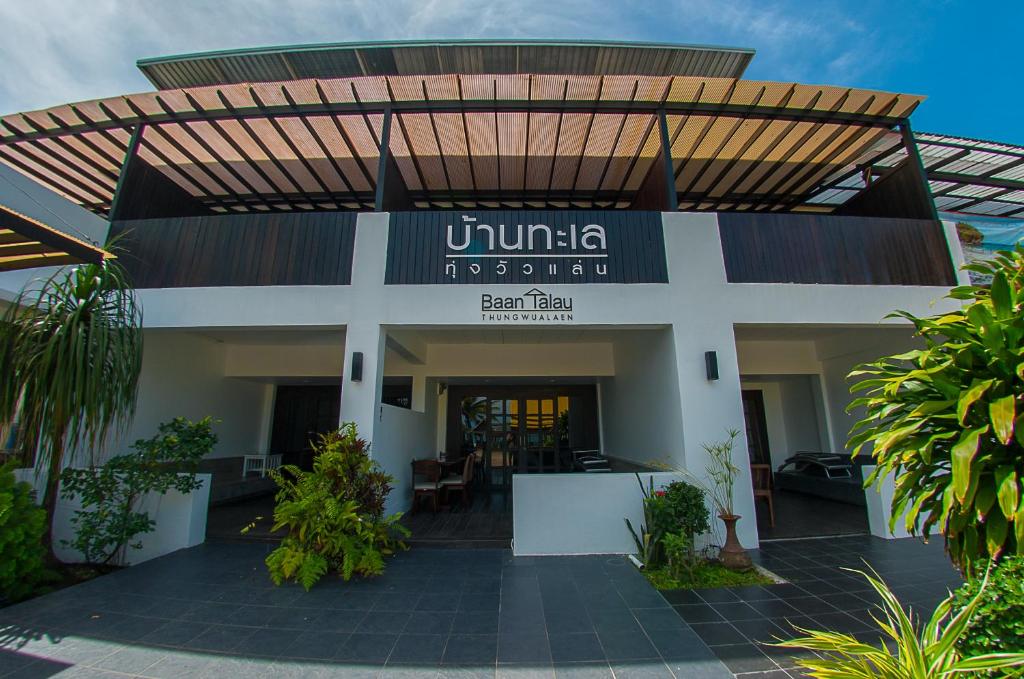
[351,351,363,382]
[705,351,719,381]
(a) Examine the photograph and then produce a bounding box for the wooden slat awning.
[0,74,923,215]
[809,132,1024,219]
[0,203,112,271]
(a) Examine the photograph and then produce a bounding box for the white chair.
[242,453,283,478]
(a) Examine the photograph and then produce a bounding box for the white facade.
[0,206,967,552]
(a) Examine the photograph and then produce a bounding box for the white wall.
[600,329,684,467]
[815,329,919,455]
[372,379,439,516]
[224,343,345,377]
[513,472,680,555]
[107,331,272,461]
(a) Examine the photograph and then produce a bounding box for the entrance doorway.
[446,385,600,491]
[269,384,341,469]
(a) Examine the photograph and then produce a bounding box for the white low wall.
[373,403,437,516]
[14,469,211,565]
[862,465,917,540]
[513,471,681,555]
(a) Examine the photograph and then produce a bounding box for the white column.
[338,211,390,449]
[661,211,758,547]
[339,321,386,447]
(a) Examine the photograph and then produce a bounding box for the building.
[2,39,1022,558]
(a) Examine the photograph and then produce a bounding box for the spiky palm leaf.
[771,566,1024,678]
[0,259,142,555]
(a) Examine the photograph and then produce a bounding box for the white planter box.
[14,468,210,565]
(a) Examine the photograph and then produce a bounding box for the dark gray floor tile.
[673,604,724,624]
[419,594,461,612]
[710,601,763,622]
[359,610,413,634]
[335,632,398,663]
[553,661,613,678]
[407,610,457,635]
[710,642,780,674]
[375,593,423,611]
[596,630,659,661]
[658,589,703,605]
[460,593,501,612]
[543,609,594,634]
[389,633,448,664]
[443,633,498,665]
[607,660,675,678]
[188,624,256,653]
[497,632,551,664]
[548,633,605,663]
[232,628,302,657]
[689,622,747,647]
[452,610,500,634]
[280,630,348,659]
[140,620,207,647]
[632,607,684,632]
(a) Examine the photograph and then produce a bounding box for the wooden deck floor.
[400,489,513,548]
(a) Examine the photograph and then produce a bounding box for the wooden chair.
[412,459,442,513]
[441,454,474,509]
[751,464,775,528]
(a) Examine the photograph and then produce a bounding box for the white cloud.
[0,0,900,115]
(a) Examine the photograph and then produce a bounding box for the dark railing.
[108,212,357,288]
[718,212,956,286]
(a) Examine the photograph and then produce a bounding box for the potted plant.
[703,429,752,570]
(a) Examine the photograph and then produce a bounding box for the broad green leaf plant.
[848,246,1024,574]
[261,424,409,590]
[0,259,142,560]
[59,417,216,565]
[772,567,1024,678]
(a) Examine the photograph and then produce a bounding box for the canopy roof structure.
[0,203,112,271]
[809,132,1024,219]
[0,70,925,216]
[137,39,756,89]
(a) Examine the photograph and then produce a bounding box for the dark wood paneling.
[385,210,668,284]
[836,158,936,220]
[112,156,213,221]
[719,213,956,286]
[109,212,356,287]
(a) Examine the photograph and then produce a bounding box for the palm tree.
[0,259,142,560]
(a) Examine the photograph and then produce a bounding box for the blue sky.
[0,0,1020,144]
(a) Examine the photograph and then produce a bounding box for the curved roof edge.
[137,38,756,90]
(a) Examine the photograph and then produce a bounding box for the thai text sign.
[384,211,668,284]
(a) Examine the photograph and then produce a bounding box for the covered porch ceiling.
[0,202,112,271]
[0,74,923,215]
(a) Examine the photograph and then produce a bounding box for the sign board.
[385,211,668,284]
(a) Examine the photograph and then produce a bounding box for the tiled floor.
[666,535,963,678]
[0,542,732,678]
[753,492,868,541]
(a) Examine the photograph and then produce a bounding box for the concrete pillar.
[670,322,759,548]
[338,211,390,449]
[339,322,386,448]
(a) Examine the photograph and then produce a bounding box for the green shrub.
[772,567,1024,678]
[661,480,711,539]
[264,423,409,590]
[627,477,712,568]
[663,530,699,583]
[848,246,1024,574]
[951,556,1024,668]
[0,463,48,601]
[59,417,215,565]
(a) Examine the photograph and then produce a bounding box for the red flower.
[654,490,666,497]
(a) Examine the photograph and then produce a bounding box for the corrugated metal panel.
[138,41,756,88]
